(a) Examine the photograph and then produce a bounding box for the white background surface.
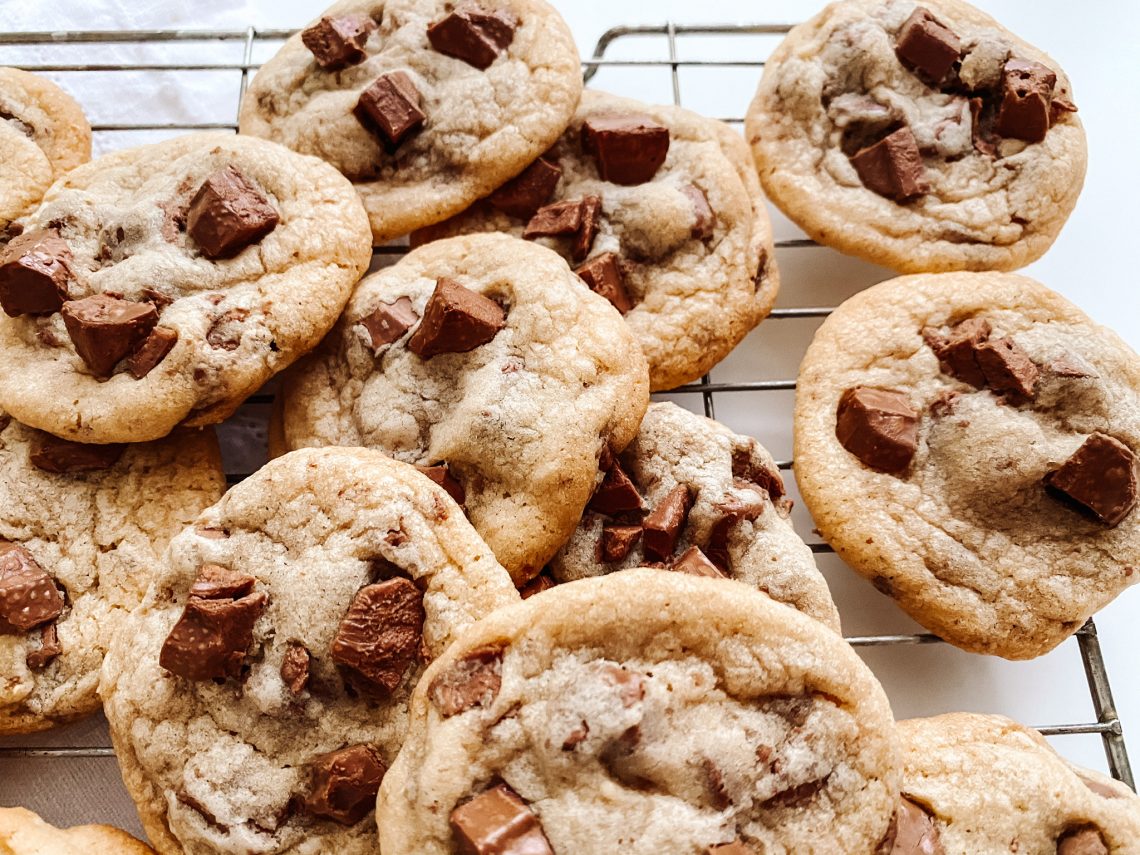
[1,0,1137,838]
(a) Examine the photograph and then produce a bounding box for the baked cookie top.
[0,68,91,231]
[0,412,224,735]
[0,806,155,855]
[238,0,582,243]
[377,569,898,855]
[893,713,1140,854]
[794,272,1140,659]
[548,402,840,633]
[99,447,519,855]
[746,0,1086,273]
[275,233,649,584]
[414,89,779,391]
[0,132,371,445]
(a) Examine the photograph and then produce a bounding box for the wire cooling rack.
[0,18,1133,836]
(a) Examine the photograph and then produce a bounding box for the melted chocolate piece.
[206,307,249,351]
[30,433,125,473]
[672,545,725,578]
[126,326,178,379]
[573,195,603,262]
[415,463,466,506]
[975,336,1039,399]
[488,157,563,220]
[835,387,919,474]
[600,524,642,562]
[330,578,424,693]
[885,797,945,854]
[1045,432,1138,526]
[995,59,1056,143]
[574,252,631,314]
[360,297,419,353]
[25,622,61,669]
[642,483,693,561]
[588,460,643,515]
[406,278,506,358]
[305,744,386,825]
[894,7,961,83]
[281,642,311,696]
[582,114,670,185]
[850,127,928,202]
[682,184,716,239]
[1056,827,1109,855]
[0,228,72,317]
[187,165,280,259]
[61,294,157,377]
[427,3,518,70]
[429,644,504,716]
[354,71,426,152]
[0,545,63,633]
[301,14,376,70]
[450,784,554,855]
[523,200,583,238]
[923,317,992,388]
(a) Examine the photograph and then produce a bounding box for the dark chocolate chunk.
[1056,827,1108,855]
[159,584,267,682]
[574,252,631,314]
[25,623,61,669]
[281,642,311,696]
[884,796,944,855]
[488,157,562,219]
[30,433,125,474]
[1045,433,1138,526]
[894,6,961,83]
[923,317,992,388]
[0,228,72,317]
[361,297,420,353]
[305,744,386,826]
[354,71,426,151]
[518,574,555,599]
[427,3,518,70]
[582,114,670,185]
[573,194,603,262]
[61,294,158,377]
[835,387,919,474]
[850,127,928,202]
[642,483,693,561]
[187,165,280,259]
[189,564,256,600]
[127,326,178,379]
[588,460,643,515]
[708,842,757,855]
[995,59,1056,143]
[450,784,554,855]
[302,14,376,70]
[523,200,582,239]
[975,336,1039,398]
[415,463,466,506]
[600,524,642,562]
[406,278,506,358]
[683,184,716,239]
[672,546,725,579]
[0,545,63,633]
[429,643,504,716]
[330,578,424,693]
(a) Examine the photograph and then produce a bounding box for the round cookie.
[414,89,780,391]
[274,233,650,584]
[891,713,1140,854]
[238,0,582,243]
[0,806,155,855]
[0,132,372,444]
[0,68,91,231]
[0,412,224,734]
[794,272,1140,659]
[377,569,898,854]
[548,402,841,633]
[746,0,1086,273]
[99,447,519,855]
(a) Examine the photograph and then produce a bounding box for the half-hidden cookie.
[746,0,1086,273]
[99,447,519,855]
[794,272,1140,659]
[0,411,224,734]
[0,68,91,232]
[547,402,840,632]
[238,0,582,243]
[0,806,155,855]
[274,233,650,584]
[377,569,898,854]
[413,89,779,391]
[0,132,372,444]
[890,713,1140,854]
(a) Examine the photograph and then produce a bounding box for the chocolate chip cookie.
[377,568,898,854]
[0,806,155,854]
[0,412,224,734]
[413,89,780,391]
[889,713,1140,854]
[99,446,519,854]
[547,402,840,632]
[746,0,1086,273]
[274,233,649,584]
[0,68,91,232]
[238,0,582,243]
[794,272,1140,659]
[0,132,372,444]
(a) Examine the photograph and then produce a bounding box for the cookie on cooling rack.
[889,713,1140,854]
[377,568,898,854]
[412,89,779,391]
[273,233,649,584]
[0,67,91,232]
[0,806,155,855]
[238,0,582,243]
[99,447,519,854]
[0,411,224,735]
[794,272,1140,659]
[546,401,841,632]
[746,0,1086,273]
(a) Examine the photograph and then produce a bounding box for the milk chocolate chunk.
[127,326,178,378]
[281,642,311,696]
[672,545,725,579]
[406,278,506,358]
[354,71,426,151]
[302,14,376,70]
[732,446,785,501]
[995,59,1056,143]
[574,252,631,314]
[361,297,419,353]
[427,3,518,70]
[706,491,765,569]
[923,317,992,388]
[0,228,72,316]
[26,623,61,669]
[61,294,157,377]
[1045,433,1138,526]
[489,157,562,220]
[331,578,423,693]
[683,184,715,239]
[1056,827,1109,855]
[582,114,670,185]
[588,460,643,515]
[835,387,919,474]
[600,524,642,562]
[429,644,504,716]
[189,564,256,600]
[30,433,125,473]
[416,463,466,505]
[523,200,582,239]
[894,6,961,83]
[886,797,944,855]
[450,784,554,855]
[976,336,1039,398]
[187,165,280,259]
[305,744,386,825]
[642,483,694,561]
[0,545,63,633]
[709,843,757,855]
[850,127,928,202]
[573,195,603,262]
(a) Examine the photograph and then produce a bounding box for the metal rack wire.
[0,16,1132,825]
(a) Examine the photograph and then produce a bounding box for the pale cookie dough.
[100,447,519,855]
[0,807,155,855]
[275,233,649,584]
[746,0,1086,273]
[0,68,91,231]
[0,411,224,734]
[0,132,372,444]
[415,89,780,391]
[794,272,1140,659]
[238,0,582,243]
[377,569,898,855]
[548,402,840,633]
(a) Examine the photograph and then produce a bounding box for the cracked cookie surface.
[0,806,155,854]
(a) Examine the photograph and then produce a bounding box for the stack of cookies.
[0,0,1137,853]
